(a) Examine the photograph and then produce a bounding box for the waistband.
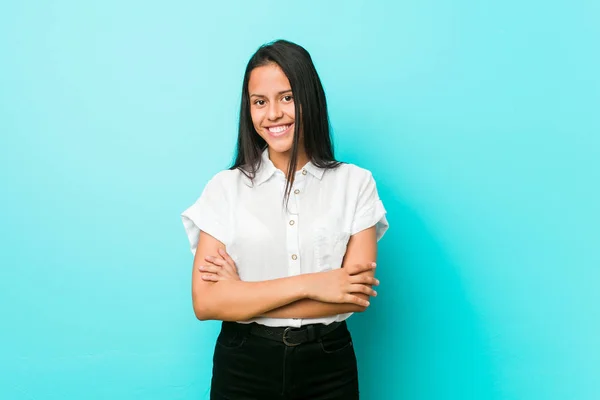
[221,320,344,347]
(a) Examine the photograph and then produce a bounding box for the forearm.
[242,269,374,320]
[260,296,368,319]
[259,267,375,319]
[194,274,312,321]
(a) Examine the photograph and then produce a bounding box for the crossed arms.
[191,226,379,321]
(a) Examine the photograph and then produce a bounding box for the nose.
[267,101,283,121]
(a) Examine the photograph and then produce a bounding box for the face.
[248,63,299,156]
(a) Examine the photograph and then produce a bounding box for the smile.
[266,123,293,137]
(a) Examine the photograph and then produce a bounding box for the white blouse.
[181,148,389,328]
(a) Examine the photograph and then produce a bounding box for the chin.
[266,141,294,155]
[259,132,294,155]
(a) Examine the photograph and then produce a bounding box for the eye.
[282,95,293,103]
[253,99,266,106]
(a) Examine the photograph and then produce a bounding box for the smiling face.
[248,63,302,163]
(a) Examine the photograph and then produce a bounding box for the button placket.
[286,174,305,327]
[286,212,300,275]
[285,180,299,269]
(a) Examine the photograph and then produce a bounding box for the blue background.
[1,1,598,399]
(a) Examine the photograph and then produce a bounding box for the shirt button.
[291,254,298,260]
[302,169,307,175]
[289,220,295,226]
[294,189,300,194]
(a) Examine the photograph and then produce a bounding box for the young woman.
[181,39,389,400]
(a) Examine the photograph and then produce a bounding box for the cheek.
[284,103,296,119]
[250,108,263,130]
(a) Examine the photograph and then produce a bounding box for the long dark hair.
[230,39,341,205]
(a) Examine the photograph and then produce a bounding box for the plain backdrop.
[1,1,598,399]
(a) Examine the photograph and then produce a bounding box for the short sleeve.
[181,175,229,256]
[350,171,389,241]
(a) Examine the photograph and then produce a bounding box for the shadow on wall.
[349,189,501,400]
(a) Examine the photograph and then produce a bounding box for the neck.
[268,147,309,178]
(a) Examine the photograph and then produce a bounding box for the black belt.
[224,320,344,347]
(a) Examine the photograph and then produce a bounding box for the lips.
[265,123,293,137]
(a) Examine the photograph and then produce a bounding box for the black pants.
[210,320,359,399]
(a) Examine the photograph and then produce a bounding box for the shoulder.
[338,162,374,178]
[207,168,242,186]
[198,168,245,198]
[326,162,376,186]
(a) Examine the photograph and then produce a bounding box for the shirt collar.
[254,147,324,186]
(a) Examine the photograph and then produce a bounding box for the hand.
[306,262,379,307]
[199,248,241,282]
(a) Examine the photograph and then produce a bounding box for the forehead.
[248,63,291,94]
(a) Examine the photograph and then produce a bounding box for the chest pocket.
[313,215,351,272]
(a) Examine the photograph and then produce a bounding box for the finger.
[213,259,236,277]
[198,265,222,274]
[205,256,227,267]
[215,257,236,274]
[216,264,236,279]
[349,284,377,297]
[346,294,370,307]
[222,265,238,278]
[221,260,239,276]
[349,262,377,275]
[205,256,237,278]
[218,248,237,268]
[350,275,380,286]
[200,261,237,280]
[345,263,361,275]
[201,274,220,282]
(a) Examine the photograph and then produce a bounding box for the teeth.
[268,124,290,134]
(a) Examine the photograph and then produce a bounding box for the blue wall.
[1,1,598,399]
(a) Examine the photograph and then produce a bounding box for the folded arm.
[192,231,311,321]
[260,226,378,319]
[191,230,375,321]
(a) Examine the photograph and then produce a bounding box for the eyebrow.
[250,89,292,98]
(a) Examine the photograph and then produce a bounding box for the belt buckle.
[282,327,301,347]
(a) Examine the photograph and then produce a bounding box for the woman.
[181,39,389,400]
